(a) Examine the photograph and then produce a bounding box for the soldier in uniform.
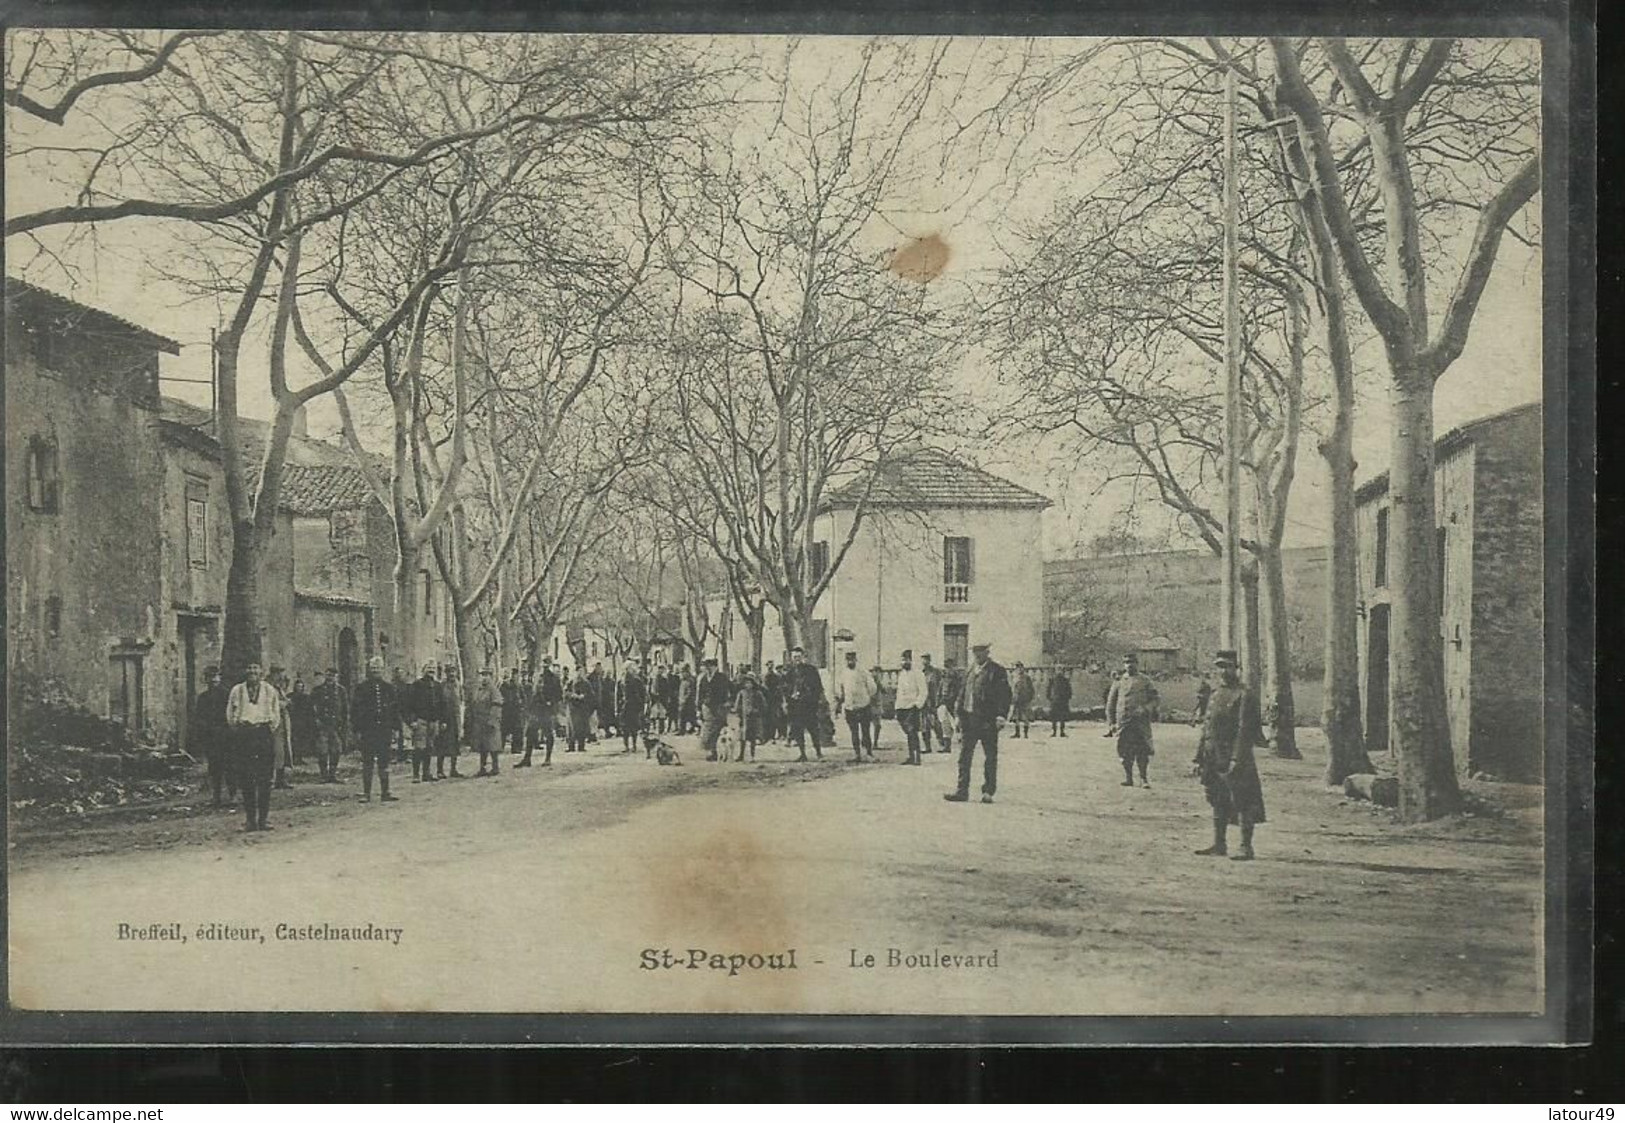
[1009,663,1036,739]
[500,668,525,756]
[1191,650,1266,860]
[618,664,648,752]
[405,663,442,783]
[944,642,1011,804]
[350,656,401,803]
[436,663,465,779]
[194,666,233,807]
[1193,675,1213,725]
[469,667,503,776]
[919,653,947,752]
[1107,653,1160,787]
[310,667,350,784]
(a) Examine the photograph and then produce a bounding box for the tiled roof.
[6,277,181,354]
[278,463,376,515]
[824,448,1052,511]
[1355,400,1541,503]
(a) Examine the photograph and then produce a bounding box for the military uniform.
[350,673,400,801]
[1193,652,1266,859]
[310,675,350,783]
[1107,667,1160,786]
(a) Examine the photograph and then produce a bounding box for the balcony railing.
[943,583,971,604]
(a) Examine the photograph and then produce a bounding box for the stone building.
[6,280,178,737]
[1354,401,1542,782]
[7,279,452,749]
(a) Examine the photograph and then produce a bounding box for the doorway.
[1365,604,1391,756]
[338,626,360,689]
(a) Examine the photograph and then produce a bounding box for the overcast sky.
[6,33,1543,559]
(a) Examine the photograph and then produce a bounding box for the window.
[186,481,209,569]
[807,619,830,669]
[809,540,830,584]
[943,536,974,602]
[109,651,146,728]
[1373,509,1389,588]
[943,624,970,671]
[44,596,62,638]
[26,437,59,514]
[1436,526,1448,617]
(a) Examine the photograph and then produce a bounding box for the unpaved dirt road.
[7,723,1543,1016]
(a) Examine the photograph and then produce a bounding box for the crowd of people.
[189,642,1264,857]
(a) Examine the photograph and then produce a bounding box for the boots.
[1194,815,1228,856]
[1121,761,1135,787]
[1231,821,1256,861]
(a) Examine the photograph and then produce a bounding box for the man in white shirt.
[226,662,283,832]
[833,650,878,763]
[892,649,929,766]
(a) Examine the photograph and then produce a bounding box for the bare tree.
[1269,37,1539,818]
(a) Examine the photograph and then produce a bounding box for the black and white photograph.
[1,26,1574,1035]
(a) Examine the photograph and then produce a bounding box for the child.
[735,670,766,762]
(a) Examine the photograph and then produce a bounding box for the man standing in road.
[1107,653,1160,788]
[1192,650,1266,860]
[1009,663,1036,739]
[194,665,233,807]
[696,657,732,762]
[892,649,928,766]
[919,653,947,753]
[350,656,400,803]
[944,642,1011,805]
[1046,667,1073,738]
[405,662,442,784]
[939,658,966,754]
[1193,674,1213,725]
[833,650,878,763]
[310,667,349,784]
[522,657,562,767]
[783,646,828,763]
[566,669,594,753]
[436,663,465,779]
[762,660,784,743]
[226,662,283,831]
[500,668,524,757]
[618,663,648,753]
[469,666,503,776]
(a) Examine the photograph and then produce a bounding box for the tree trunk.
[1388,374,1461,820]
[1258,547,1301,759]
[745,604,765,673]
[495,573,516,672]
[393,539,420,671]
[1321,414,1372,783]
[221,521,266,680]
[1240,557,1265,745]
[450,598,481,685]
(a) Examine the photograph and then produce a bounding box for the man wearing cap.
[226,662,282,831]
[522,657,563,767]
[1009,662,1036,739]
[944,642,1012,805]
[500,668,525,756]
[469,666,503,776]
[833,650,879,763]
[310,668,350,784]
[194,665,233,807]
[892,649,928,766]
[404,662,443,784]
[919,653,948,752]
[1192,650,1266,860]
[350,656,401,803]
[436,664,465,779]
[782,646,828,763]
[696,658,733,762]
[1107,653,1160,788]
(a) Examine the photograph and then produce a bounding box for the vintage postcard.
[2,27,1577,1039]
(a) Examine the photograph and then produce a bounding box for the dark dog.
[642,734,682,766]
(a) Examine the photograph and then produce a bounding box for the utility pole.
[1220,65,1243,652]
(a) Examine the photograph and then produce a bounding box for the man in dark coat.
[696,658,733,762]
[436,663,464,779]
[351,656,401,802]
[1046,668,1073,737]
[677,665,698,734]
[310,667,350,784]
[500,669,524,756]
[618,665,648,752]
[761,661,784,742]
[1008,663,1036,738]
[782,646,828,762]
[522,657,563,767]
[1192,650,1266,860]
[944,642,1012,805]
[194,666,234,806]
[920,653,948,752]
[404,663,442,784]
